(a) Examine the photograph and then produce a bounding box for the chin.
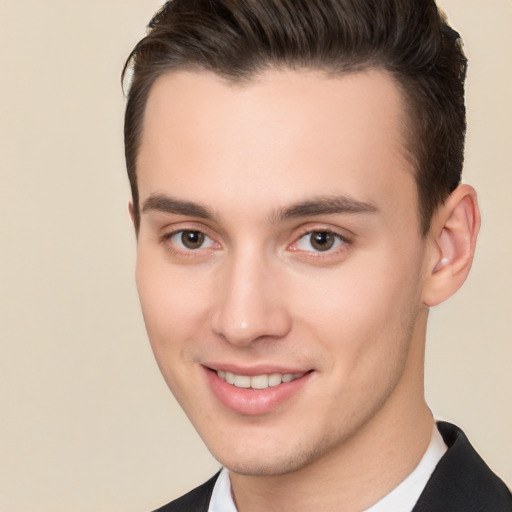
[217,453,309,477]
[207,432,333,477]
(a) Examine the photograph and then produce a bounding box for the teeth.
[250,375,268,389]
[234,375,251,388]
[216,370,305,389]
[268,373,282,387]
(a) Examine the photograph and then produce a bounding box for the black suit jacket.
[154,422,512,512]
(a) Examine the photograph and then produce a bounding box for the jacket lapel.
[154,472,220,512]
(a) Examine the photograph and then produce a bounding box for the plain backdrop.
[1,1,511,511]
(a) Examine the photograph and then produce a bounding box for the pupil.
[182,231,204,249]
[311,231,334,251]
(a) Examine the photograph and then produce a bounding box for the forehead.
[137,68,416,225]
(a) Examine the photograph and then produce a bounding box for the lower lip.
[204,368,312,416]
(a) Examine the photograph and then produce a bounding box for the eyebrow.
[272,195,378,222]
[142,194,214,219]
[141,193,378,222]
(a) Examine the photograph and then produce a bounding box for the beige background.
[0,1,510,511]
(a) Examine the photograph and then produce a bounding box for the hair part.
[122,0,467,234]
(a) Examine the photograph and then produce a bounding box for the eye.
[167,230,216,251]
[294,230,345,252]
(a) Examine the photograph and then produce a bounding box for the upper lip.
[203,362,311,376]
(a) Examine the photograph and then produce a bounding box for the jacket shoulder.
[153,472,220,512]
[414,422,512,512]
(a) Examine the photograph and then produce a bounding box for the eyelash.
[289,229,350,256]
[160,229,219,256]
[160,227,351,258]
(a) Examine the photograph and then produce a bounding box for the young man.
[123,1,512,510]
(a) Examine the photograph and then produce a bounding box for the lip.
[203,365,313,416]
[204,362,309,376]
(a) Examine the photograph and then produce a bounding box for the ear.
[128,201,139,238]
[128,201,135,224]
[422,184,481,307]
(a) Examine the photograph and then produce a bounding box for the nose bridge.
[210,245,291,345]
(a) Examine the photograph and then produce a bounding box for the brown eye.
[294,230,345,253]
[180,230,205,249]
[310,231,336,251]
[165,229,218,254]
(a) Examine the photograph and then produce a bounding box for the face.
[135,68,431,476]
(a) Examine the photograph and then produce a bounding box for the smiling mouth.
[216,370,307,390]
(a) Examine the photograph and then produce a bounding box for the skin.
[133,68,479,511]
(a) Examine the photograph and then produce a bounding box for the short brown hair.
[123,0,467,234]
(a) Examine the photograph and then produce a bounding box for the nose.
[210,250,292,346]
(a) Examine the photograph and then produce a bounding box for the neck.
[230,320,433,512]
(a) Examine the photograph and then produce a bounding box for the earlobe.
[422,185,481,307]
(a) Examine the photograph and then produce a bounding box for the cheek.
[290,249,423,365]
[135,255,220,411]
[135,252,213,362]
